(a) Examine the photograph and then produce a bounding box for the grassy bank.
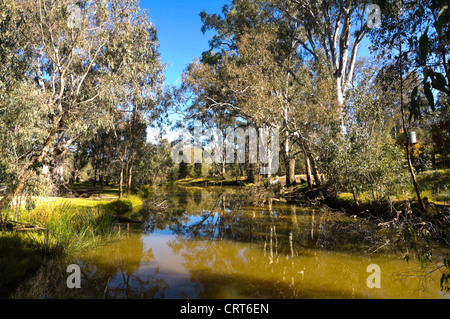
[169,175,308,187]
[1,190,144,254]
[332,169,450,206]
[0,186,143,297]
[170,170,449,213]
[415,169,450,204]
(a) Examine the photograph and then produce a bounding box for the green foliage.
[0,0,165,206]
[371,0,450,116]
[137,185,153,198]
[0,0,29,87]
[321,134,408,202]
[415,170,450,202]
[194,163,203,178]
[0,78,48,200]
[417,170,450,193]
[178,162,193,180]
[319,67,410,202]
[133,140,175,186]
[443,256,450,293]
[402,222,450,293]
[441,272,450,293]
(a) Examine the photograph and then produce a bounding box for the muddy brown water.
[10,186,449,299]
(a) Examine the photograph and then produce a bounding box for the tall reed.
[21,201,120,254]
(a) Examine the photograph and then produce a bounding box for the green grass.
[415,169,450,204]
[15,202,119,254]
[0,201,120,297]
[295,183,309,191]
[4,187,144,254]
[0,185,145,297]
[333,169,450,206]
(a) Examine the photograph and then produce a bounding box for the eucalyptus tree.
[101,0,165,196]
[320,58,409,203]
[367,0,450,210]
[132,139,174,186]
[186,0,339,186]
[0,0,49,216]
[0,0,164,211]
[185,0,282,182]
[0,0,28,89]
[370,1,449,209]
[370,0,449,113]
[272,0,376,121]
[205,30,337,186]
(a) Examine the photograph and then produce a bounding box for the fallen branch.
[12,225,47,232]
[0,219,46,232]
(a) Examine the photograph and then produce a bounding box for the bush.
[320,131,408,203]
[416,170,450,202]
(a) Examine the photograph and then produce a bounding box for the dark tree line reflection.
[144,186,376,254]
[139,187,383,298]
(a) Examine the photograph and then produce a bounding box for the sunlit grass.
[333,170,450,206]
[0,187,146,297]
[415,170,450,204]
[16,202,119,254]
[172,176,248,185]
[0,202,120,297]
[3,188,143,255]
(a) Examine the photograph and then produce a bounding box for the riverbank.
[0,186,144,298]
[6,185,449,299]
[169,175,308,187]
[170,170,450,251]
[1,172,448,298]
[170,170,449,207]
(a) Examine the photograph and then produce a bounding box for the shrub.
[320,131,408,203]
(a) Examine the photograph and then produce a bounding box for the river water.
[10,186,449,299]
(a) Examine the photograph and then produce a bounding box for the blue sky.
[140,1,229,141]
[140,0,228,87]
[140,0,372,88]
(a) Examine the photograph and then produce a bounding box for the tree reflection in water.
[11,231,167,299]
[9,186,448,299]
[162,190,362,298]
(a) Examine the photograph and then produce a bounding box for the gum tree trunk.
[304,152,313,189]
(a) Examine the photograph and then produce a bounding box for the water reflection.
[9,186,449,299]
